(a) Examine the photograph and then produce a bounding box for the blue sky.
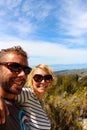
[0,0,87,68]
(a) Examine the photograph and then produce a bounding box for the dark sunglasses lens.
[8,63,21,72]
[8,63,31,75]
[23,67,31,75]
[33,74,53,82]
[44,75,53,82]
[33,74,43,82]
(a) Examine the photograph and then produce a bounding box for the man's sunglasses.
[33,74,53,83]
[0,62,31,75]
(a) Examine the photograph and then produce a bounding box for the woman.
[17,64,56,130]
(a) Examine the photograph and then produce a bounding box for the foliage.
[45,74,87,130]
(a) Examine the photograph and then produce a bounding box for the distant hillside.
[55,68,87,77]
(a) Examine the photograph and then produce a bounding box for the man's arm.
[0,97,9,124]
[0,87,30,124]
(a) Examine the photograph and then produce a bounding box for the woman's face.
[32,68,52,98]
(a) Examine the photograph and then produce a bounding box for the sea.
[49,63,87,72]
[31,63,87,72]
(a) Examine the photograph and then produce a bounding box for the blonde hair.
[27,64,57,88]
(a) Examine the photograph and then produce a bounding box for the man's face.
[0,53,29,96]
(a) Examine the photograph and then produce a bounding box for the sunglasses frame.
[0,62,31,75]
[33,74,53,83]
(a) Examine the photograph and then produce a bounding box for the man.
[0,46,31,130]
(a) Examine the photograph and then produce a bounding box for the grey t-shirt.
[0,99,29,130]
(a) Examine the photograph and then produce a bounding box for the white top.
[17,87,51,130]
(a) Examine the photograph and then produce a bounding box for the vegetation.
[45,72,87,130]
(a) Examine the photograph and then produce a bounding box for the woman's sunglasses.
[0,62,31,75]
[33,74,53,83]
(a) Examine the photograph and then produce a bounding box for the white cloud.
[0,39,87,66]
[57,0,87,37]
[0,0,87,67]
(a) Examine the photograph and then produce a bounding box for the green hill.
[55,68,87,77]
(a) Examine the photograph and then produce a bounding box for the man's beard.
[0,80,16,94]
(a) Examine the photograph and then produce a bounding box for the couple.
[0,46,56,130]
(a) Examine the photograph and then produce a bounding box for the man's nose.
[18,70,27,79]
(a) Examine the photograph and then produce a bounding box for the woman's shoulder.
[22,87,31,91]
[17,87,32,102]
[21,87,32,94]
